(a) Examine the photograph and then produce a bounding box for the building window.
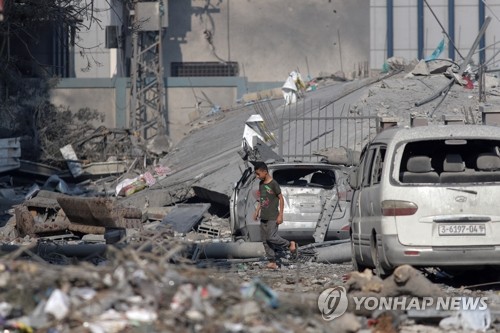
[171,62,239,77]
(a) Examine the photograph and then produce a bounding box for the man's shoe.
[266,262,278,270]
[289,241,297,253]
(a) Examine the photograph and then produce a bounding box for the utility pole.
[129,0,168,141]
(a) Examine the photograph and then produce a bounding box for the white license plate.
[438,224,486,235]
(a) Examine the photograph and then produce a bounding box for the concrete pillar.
[442,114,464,125]
[480,104,500,126]
[379,116,398,131]
[410,115,428,127]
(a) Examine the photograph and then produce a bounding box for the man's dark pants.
[260,219,290,262]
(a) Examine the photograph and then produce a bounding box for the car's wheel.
[351,236,368,272]
[371,236,393,278]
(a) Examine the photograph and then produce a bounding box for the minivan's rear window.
[397,139,500,184]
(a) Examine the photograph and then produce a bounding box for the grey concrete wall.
[50,87,117,128]
[50,78,129,130]
[50,78,243,144]
[165,0,370,82]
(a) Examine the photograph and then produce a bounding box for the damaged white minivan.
[350,125,500,276]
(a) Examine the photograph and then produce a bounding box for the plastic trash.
[125,308,158,323]
[119,178,147,197]
[425,38,445,62]
[5,322,34,333]
[461,308,491,331]
[209,105,221,115]
[70,287,97,301]
[240,278,279,308]
[170,284,194,313]
[115,177,137,196]
[0,301,12,318]
[142,171,156,186]
[440,308,491,332]
[44,289,70,320]
[84,309,128,333]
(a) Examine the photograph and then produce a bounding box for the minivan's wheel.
[351,238,368,272]
[371,238,393,278]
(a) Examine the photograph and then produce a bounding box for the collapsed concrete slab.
[13,192,145,237]
[57,197,143,233]
[160,203,210,234]
[122,109,255,209]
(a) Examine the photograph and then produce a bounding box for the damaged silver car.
[230,161,353,244]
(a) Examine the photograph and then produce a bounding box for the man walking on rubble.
[253,161,296,269]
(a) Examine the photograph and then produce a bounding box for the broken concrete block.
[411,60,430,76]
[410,115,429,127]
[379,117,398,131]
[15,201,70,237]
[428,60,452,74]
[57,197,143,230]
[386,56,407,71]
[313,147,361,166]
[0,216,18,240]
[442,114,464,125]
[480,103,500,126]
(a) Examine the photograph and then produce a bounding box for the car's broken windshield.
[272,168,335,188]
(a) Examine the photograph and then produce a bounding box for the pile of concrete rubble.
[0,253,497,332]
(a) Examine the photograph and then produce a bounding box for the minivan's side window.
[361,148,376,187]
[371,147,386,185]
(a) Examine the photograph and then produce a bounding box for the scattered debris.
[0,59,499,333]
[0,137,21,173]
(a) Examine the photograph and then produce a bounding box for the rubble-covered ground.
[0,247,499,333]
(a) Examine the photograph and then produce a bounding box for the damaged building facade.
[48,0,370,144]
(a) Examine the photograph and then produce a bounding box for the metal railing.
[276,99,379,162]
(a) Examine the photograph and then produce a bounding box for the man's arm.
[253,202,261,220]
[277,193,284,224]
